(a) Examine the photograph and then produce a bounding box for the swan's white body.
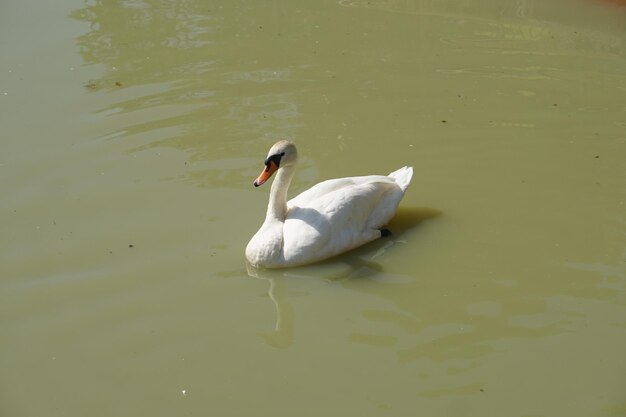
[245,141,413,268]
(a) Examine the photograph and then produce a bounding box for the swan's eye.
[264,153,283,171]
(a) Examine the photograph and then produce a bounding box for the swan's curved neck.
[266,165,295,222]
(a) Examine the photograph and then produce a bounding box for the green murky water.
[1,0,625,416]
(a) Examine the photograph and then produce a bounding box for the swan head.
[253,140,298,187]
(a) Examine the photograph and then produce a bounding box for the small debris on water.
[181,389,187,396]
[128,244,134,248]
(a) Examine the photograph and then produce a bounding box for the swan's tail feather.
[388,166,413,192]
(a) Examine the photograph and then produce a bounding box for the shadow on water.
[386,206,442,236]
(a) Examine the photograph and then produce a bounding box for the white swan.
[245,140,413,268]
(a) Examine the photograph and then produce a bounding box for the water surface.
[1,0,625,416]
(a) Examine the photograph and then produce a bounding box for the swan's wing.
[287,175,395,209]
[282,177,404,265]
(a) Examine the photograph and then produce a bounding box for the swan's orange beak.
[254,161,279,187]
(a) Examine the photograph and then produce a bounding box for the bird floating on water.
[245,140,413,268]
